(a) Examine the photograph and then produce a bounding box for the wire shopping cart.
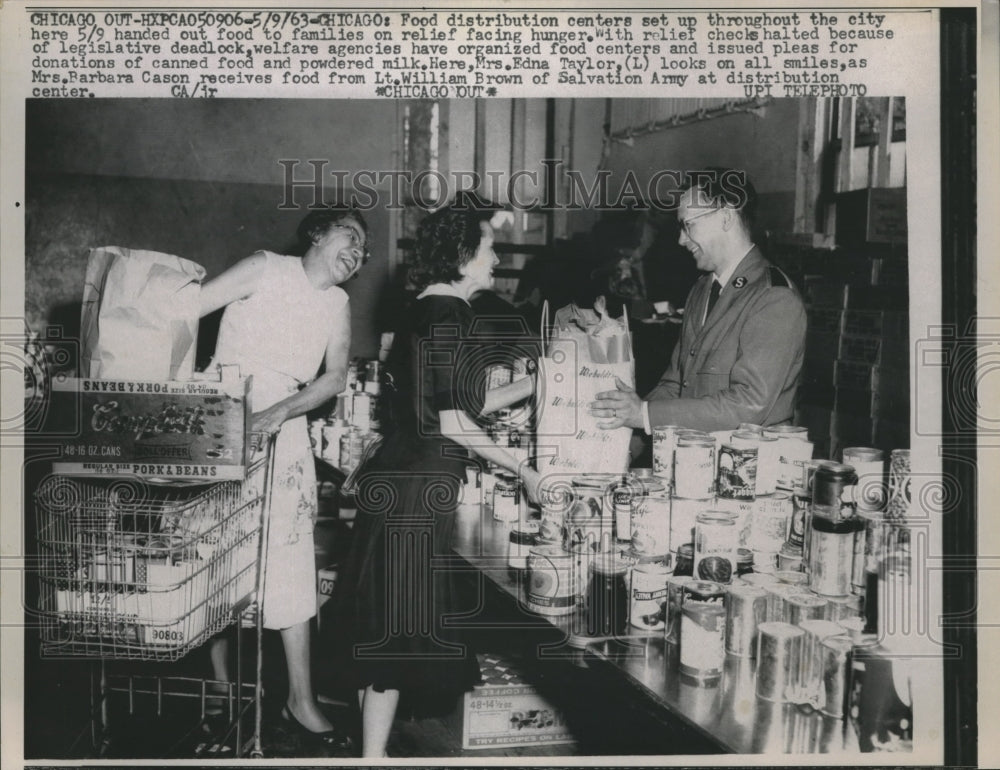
[34,433,277,758]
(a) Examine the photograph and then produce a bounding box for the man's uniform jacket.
[645,247,806,432]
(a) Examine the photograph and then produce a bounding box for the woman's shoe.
[280,704,353,752]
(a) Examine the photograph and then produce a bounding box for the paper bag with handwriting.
[80,246,206,381]
[535,299,634,475]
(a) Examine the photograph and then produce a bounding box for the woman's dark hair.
[408,203,496,291]
[296,206,370,257]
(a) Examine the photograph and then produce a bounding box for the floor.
[23,482,580,760]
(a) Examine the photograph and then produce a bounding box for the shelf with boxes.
[776,241,910,458]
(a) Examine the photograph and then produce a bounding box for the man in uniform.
[592,169,806,433]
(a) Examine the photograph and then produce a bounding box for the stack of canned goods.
[308,357,385,471]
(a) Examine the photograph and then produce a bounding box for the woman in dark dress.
[332,204,542,757]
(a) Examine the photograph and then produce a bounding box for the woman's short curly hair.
[408,205,495,291]
[296,206,370,256]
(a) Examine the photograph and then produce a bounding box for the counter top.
[451,501,860,755]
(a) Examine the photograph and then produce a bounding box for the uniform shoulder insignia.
[767,266,790,288]
[732,276,747,289]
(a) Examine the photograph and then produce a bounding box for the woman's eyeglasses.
[336,224,370,263]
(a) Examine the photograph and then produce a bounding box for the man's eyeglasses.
[679,206,722,235]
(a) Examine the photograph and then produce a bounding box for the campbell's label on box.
[49,376,250,480]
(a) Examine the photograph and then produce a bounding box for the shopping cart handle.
[248,431,273,455]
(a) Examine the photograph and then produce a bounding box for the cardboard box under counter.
[49,371,251,480]
[454,653,575,750]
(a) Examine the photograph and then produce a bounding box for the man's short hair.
[683,168,757,234]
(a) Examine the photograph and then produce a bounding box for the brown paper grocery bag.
[80,246,206,381]
[535,301,634,476]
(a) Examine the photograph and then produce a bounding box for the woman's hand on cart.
[251,404,289,436]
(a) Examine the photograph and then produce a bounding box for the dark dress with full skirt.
[330,295,483,696]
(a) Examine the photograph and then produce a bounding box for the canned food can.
[507,526,536,570]
[762,425,810,441]
[736,547,754,576]
[887,449,912,520]
[694,512,739,584]
[787,490,810,548]
[633,475,666,497]
[711,497,754,545]
[322,420,348,462]
[336,389,353,423]
[339,429,364,470]
[611,477,635,542]
[482,468,499,505]
[674,437,717,498]
[786,592,828,625]
[777,542,803,572]
[683,579,725,605]
[742,571,779,589]
[569,541,594,604]
[364,360,382,393]
[808,515,864,597]
[664,574,693,643]
[797,619,848,707]
[773,435,815,491]
[717,442,758,499]
[843,447,886,512]
[725,583,768,657]
[812,462,858,519]
[751,549,779,574]
[670,496,711,558]
[571,475,613,530]
[345,362,359,390]
[492,426,510,448]
[587,554,629,636]
[351,390,374,431]
[565,498,610,553]
[851,516,870,595]
[819,636,854,717]
[680,601,726,681]
[763,582,801,623]
[754,435,781,495]
[492,474,520,522]
[824,592,864,623]
[537,515,564,544]
[750,492,793,552]
[629,562,671,631]
[630,491,672,558]
[652,424,680,485]
[861,510,887,576]
[738,422,764,434]
[525,546,575,616]
[775,570,809,587]
[673,542,694,577]
[755,621,805,702]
